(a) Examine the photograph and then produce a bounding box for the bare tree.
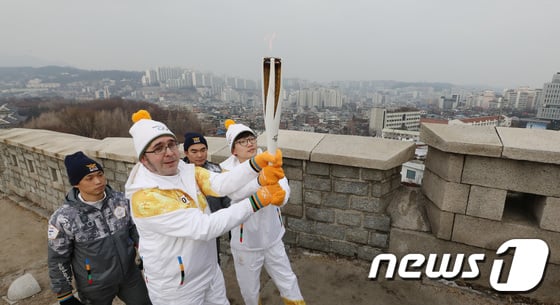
[19,98,203,139]
[57,107,97,138]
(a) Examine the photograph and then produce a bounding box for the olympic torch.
[262,57,282,156]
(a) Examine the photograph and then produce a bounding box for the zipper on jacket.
[99,197,127,278]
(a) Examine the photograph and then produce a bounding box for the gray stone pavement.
[221,247,556,305]
[222,249,498,305]
[0,196,556,305]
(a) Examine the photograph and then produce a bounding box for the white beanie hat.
[225,119,255,152]
[129,110,176,158]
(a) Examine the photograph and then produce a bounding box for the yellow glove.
[258,166,285,186]
[250,149,283,172]
[249,184,286,211]
[270,148,283,167]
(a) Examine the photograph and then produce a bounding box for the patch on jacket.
[114,206,126,219]
[48,224,59,239]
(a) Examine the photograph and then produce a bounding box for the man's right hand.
[249,184,286,211]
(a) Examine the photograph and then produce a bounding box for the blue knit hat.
[183,132,208,151]
[64,151,103,185]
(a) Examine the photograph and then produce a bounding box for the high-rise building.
[95,86,110,100]
[537,73,560,121]
[296,87,344,108]
[369,107,421,136]
[156,67,183,83]
[534,89,543,110]
[142,70,158,86]
[475,90,498,109]
[504,87,539,110]
[438,95,460,110]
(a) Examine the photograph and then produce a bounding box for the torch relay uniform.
[125,160,261,305]
[221,156,304,305]
[221,119,306,305]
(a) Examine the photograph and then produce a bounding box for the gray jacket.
[47,186,139,294]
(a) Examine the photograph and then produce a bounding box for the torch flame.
[264,32,276,51]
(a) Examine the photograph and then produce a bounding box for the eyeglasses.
[145,141,179,155]
[235,137,257,147]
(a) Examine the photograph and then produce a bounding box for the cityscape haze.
[1,0,560,89]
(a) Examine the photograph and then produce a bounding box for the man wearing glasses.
[124,110,286,305]
[221,119,306,305]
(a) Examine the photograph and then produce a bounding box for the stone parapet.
[462,155,560,197]
[423,197,454,240]
[0,128,101,158]
[3,125,560,301]
[453,214,560,264]
[0,128,415,261]
[420,123,560,268]
[422,169,469,214]
[423,147,464,183]
[420,123,502,157]
[497,127,560,164]
[212,129,416,169]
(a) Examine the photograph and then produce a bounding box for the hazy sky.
[1,0,559,88]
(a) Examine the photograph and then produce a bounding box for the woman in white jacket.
[221,119,306,305]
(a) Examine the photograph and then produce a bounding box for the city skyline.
[1,0,559,89]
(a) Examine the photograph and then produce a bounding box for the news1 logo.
[368,239,549,292]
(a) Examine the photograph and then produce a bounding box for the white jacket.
[221,154,290,251]
[125,161,259,303]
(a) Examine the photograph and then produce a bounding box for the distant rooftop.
[420,118,448,125]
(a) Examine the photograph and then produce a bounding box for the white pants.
[148,265,229,305]
[231,241,304,305]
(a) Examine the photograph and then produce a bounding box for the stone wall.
[4,126,560,301]
[418,123,560,265]
[0,128,415,261]
[0,129,137,212]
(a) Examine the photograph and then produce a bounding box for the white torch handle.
[263,57,282,157]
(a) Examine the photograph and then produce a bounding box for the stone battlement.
[420,123,560,264]
[0,126,559,302]
[0,124,560,300]
[0,124,560,264]
[0,128,414,261]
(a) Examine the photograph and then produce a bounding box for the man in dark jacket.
[47,151,151,305]
[183,132,231,264]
